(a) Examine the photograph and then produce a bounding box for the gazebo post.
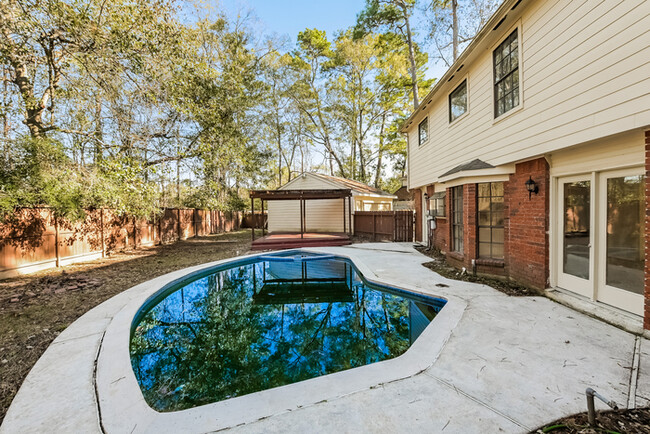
[300,198,304,239]
[342,196,346,234]
[261,199,265,237]
[251,197,255,242]
[348,196,353,236]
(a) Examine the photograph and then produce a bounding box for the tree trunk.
[374,114,386,188]
[400,2,419,109]
[452,0,459,61]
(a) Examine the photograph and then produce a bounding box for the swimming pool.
[130,252,446,412]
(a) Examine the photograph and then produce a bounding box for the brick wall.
[643,130,650,330]
[506,158,550,289]
[414,188,422,242]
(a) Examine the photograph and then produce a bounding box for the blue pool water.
[130,252,446,412]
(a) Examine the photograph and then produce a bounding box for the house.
[393,177,415,210]
[266,172,396,233]
[401,0,650,328]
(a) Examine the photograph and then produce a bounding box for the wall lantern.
[525,176,539,199]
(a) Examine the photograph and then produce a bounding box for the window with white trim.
[493,29,519,118]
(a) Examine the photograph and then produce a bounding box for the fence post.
[100,208,105,258]
[133,216,137,249]
[372,213,377,241]
[177,208,181,240]
[54,213,60,267]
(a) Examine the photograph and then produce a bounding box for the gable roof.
[279,172,396,198]
[439,159,495,178]
[310,173,395,197]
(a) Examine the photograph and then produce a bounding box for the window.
[449,80,467,122]
[429,192,446,217]
[493,29,519,118]
[477,182,505,259]
[418,117,428,145]
[451,186,463,253]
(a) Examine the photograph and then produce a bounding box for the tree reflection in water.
[130,257,442,412]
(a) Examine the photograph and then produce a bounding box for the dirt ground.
[0,230,254,423]
[415,246,541,296]
[532,408,650,433]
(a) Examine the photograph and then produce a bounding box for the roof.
[400,0,520,132]
[393,185,415,201]
[439,159,495,178]
[250,189,352,200]
[280,173,396,198]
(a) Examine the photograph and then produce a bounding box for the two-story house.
[402,0,650,329]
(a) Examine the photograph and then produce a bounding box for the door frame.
[552,167,645,316]
[555,173,596,298]
[595,167,645,316]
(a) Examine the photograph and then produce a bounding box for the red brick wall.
[414,188,422,242]
[506,158,550,289]
[643,130,650,330]
[434,191,449,252]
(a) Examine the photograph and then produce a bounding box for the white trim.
[438,164,515,185]
[448,75,470,126]
[491,20,524,124]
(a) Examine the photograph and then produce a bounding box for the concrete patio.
[2,243,648,433]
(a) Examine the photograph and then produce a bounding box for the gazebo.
[249,189,353,250]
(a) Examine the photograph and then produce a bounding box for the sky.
[220,0,448,80]
[221,0,367,44]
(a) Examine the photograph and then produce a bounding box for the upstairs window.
[449,79,467,122]
[418,117,428,146]
[493,29,519,118]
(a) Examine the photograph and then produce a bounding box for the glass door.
[597,169,645,316]
[557,176,593,297]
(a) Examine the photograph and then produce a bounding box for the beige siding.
[549,130,644,176]
[267,199,348,233]
[407,0,650,189]
[280,174,338,190]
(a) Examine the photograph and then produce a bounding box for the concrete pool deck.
[2,243,648,433]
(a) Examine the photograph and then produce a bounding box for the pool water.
[130,253,445,412]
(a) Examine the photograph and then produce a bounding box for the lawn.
[0,230,254,423]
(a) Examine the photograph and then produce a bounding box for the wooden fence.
[0,207,242,279]
[354,210,414,242]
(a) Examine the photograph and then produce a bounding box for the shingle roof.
[311,173,396,197]
[440,159,494,178]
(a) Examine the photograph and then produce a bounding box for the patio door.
[556,169,645,316]
[596,169,644,316]
[557,176,593,297]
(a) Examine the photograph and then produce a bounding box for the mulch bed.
[532,408,650,433]
[0,230,254,423]
[415,246,540,296]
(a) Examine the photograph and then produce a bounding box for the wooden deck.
[251,232,351,250]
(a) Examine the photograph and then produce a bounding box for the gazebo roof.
[249,189,352,200]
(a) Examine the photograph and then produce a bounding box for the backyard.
[0,230,254,422]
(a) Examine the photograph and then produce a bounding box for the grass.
[0,230,254,423]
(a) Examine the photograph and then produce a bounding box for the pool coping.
[95,248,466,433]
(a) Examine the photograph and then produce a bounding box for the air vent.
[447,74,455,82]
[511,0,522,11]
[493,15,507,31]
[456,64,464,72]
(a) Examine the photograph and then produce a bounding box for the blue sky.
[220,0,447,79]
[221,0,368,44]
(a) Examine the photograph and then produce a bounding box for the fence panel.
[1,207,245,279]
[354,210,414,242]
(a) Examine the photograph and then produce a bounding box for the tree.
[355,0,422,109]
[427,0,501,66]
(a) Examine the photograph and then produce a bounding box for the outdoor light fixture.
[525,176,539,199]
[423,192,429,200]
